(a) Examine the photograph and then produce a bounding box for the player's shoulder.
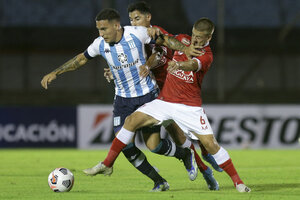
[91,36,104,46]
[175,34,192,46]
[152,25,171,36]
[124,25,147,35]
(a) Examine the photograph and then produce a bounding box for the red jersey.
[148,25,173,90]
[158,34,213,107]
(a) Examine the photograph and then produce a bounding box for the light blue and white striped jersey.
[85,26,157,98]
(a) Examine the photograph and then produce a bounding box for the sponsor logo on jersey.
[112,58,139,70]
[171,70,194,83]
[117,53,128,63]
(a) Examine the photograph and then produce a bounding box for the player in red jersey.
[127,1,221,188]
[104,1,220,190]
[85,17,251,193]
[128,1,223,173]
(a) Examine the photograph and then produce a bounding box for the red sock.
[198,140,208,156]
[103,138,127,167]
[219,159,243,186]
[190,144,208,172]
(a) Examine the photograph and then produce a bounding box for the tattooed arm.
[156,35,202,58]
[41,53,88,89]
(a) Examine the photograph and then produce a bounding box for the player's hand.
[41,73,57,89]
[167,61,180,73]
[147,27,162,40]
[139,65,150,77]
[104,68,114,83]
[184,44,205,58]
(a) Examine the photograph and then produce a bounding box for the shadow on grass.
[214,183,300,192]
[169,183,300,193]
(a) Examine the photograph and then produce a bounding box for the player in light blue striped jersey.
[41,8,197,191]
[84,24,157,98]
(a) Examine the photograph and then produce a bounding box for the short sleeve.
[194,49,213,72]
[127,26,152,44]
[85,37,101,59]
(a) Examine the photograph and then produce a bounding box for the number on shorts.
[200,116,206,125]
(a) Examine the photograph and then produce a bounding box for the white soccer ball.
[48,168,74,192]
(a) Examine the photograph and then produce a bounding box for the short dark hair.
[194,17,215,36]
[127,1,151,14]
[95,8,120,21]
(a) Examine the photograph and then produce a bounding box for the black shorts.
[113,89,161,134]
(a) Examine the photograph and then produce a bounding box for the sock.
[198,140,208,156]
[122,143,165,183]
[103,137,126,167]
[212,147,243,186]
[190,143,208,172]
[151,139,187,160]
[103,127,135,167]
[181,139,192,148]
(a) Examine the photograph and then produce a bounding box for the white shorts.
[136,99,213,140]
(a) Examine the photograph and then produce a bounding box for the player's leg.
[165,122,208,172]
[197,140,223,172]
[165,122,219,190]
[171,105,249,192]
[142,129,198,181]
[196,134,251,192]
[83,95,169,191]
[122,141,169,192]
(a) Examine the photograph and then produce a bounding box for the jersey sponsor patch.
[117,53,128,64]
[114,116,121,126]
[171,70,195,83]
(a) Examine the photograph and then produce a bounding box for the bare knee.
[166,123,186,146]
[198,134,220,155]
[123,112,143,131]
[143,132,161,151]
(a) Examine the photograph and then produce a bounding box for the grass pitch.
[0,149,299,200]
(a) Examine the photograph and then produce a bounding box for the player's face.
[129,10,151,27]
[191,28,212,48]
[96,20,120,43]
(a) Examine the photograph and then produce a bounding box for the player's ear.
[146,13,152,22]
[114,21,121,30]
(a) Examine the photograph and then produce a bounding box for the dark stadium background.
[1,0,300,105]
[0,0,300,149]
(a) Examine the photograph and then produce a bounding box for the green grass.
[0,149,300,200]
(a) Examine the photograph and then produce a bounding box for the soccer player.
[102,1,220,191]
[83,17,251,193]
[41,8,198,192]
[129,0,222,170]
[127,1,220,190]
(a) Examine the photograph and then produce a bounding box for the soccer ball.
[48,168,74,192]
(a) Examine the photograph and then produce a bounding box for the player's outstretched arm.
[41,53,88,89]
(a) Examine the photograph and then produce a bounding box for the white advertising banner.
[78,105,114,149]
[204,105,300,149]
[78,104,300,149]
